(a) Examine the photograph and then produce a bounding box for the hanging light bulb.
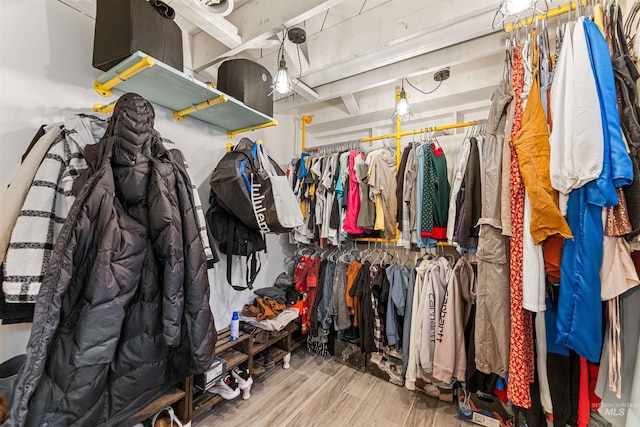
[270,54,293,96]
[394,82,412,122]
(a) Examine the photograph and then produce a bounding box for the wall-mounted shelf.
[92,51,278,138]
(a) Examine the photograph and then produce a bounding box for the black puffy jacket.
[7,94,217,426]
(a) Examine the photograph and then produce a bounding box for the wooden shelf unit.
[191,328,251,420]
[131,319,302,423]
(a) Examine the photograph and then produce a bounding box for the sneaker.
[207,373,241,400]
[231,367,253,400]
[415,378,441,398]
[387,348,403,360]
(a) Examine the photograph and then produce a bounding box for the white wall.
[0,0,296,362]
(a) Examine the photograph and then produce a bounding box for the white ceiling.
[60,0,512,143]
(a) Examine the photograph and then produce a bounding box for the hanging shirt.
[386,263,408,348]
[369,150,398,240]
[343,150,365,234]
[367,151,386,232]
[549,22,603,213]
[433,257,476,384]
[420,144,450,240]
[521,191,546,312]
[404,144,420,245]
[558,18,634,363]
[405,258,433,390]
[418,257,451,374]
[447,137,471,243]
[513,44,573,244]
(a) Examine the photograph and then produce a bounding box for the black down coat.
[7,94,217,426]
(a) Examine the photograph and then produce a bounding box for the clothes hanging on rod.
[292,120,485,248]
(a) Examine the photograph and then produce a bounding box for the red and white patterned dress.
[507,42,535,408]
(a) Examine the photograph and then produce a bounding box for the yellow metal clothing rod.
[394,90,402,171]
[355,237,398,243]
[94,56,155,97]
[506,1,579,32]
[172,95,228,122]
[227,120,279,139]
[301,115,316,153]
[361,120,482,143]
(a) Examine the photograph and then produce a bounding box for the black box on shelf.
[194,356,226,391]
[217,59,274,117]
[334,339,366,372]
[93,0,183,72]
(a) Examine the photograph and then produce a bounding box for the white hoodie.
[419,257,452,373]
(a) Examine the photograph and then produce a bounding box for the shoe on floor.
[252,355,266,376]
[231,367,253,400]
[415,378,441,398]
[262,349,275,369]
[386,347,403,360]
[207,373,240,400]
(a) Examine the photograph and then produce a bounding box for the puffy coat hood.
[8,93,217,426]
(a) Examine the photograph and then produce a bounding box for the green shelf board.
[95,51,275,132]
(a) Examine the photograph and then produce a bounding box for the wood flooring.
[194,349,466,427]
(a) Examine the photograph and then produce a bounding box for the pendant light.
[270,55,293,96]
[269,27,306,97]
[394,81,412,122]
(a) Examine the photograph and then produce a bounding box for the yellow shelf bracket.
[172,95,229,122]
[227,120,279,139]
[93,102,116,114]
[93,56,155,97]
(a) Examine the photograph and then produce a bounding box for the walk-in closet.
[1,1,639,426]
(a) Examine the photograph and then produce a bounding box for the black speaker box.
[93,0,183,72]
[217,59,274,117]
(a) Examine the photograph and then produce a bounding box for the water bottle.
[230,311,239,341]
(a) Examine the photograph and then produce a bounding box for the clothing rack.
[505,1,584,32]
[301,113,485,170]
[300,109,486,244]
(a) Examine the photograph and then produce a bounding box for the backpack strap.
[225,215,252,292]
[246,249,261,290]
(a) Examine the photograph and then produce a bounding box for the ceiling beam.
[341,94,361,115]
[303,55,502,133]
[193,0,348,71]
[171,0,241,48]
[275,31,506,113]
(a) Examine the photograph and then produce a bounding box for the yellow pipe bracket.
[172,95,228,122]
[93,103,115,114]
[93,56,155,97]
[226,142,235,152]
[227,120,278,139]
[301,115,316,152]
